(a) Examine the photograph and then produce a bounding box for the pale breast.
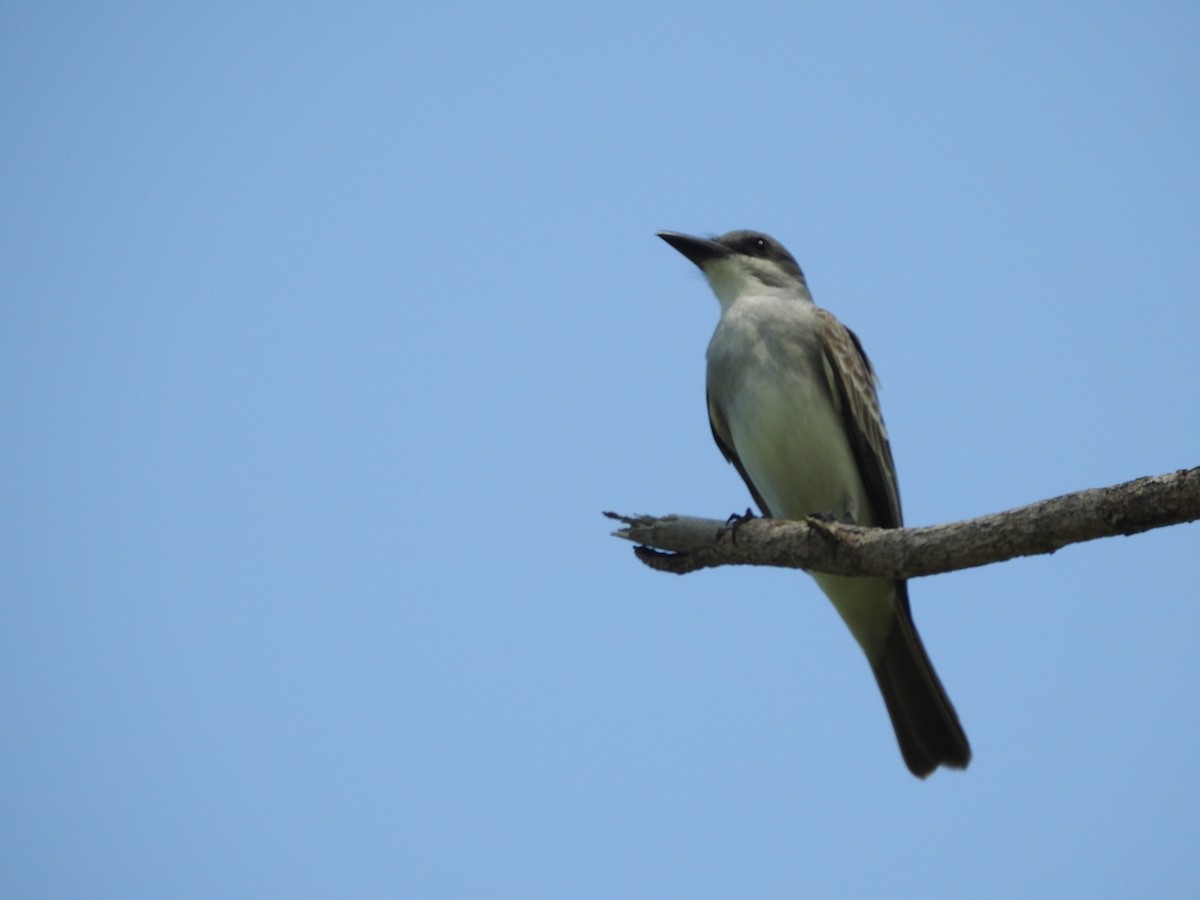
[707,298,872,525]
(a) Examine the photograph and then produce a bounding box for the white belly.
[724,364,868,525]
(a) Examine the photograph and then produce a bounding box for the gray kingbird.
[658,229,970,777]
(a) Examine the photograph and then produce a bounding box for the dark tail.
[872,585,971,778]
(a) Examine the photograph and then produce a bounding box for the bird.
[657,228,970,777]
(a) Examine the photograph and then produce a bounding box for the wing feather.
[816,309,903,529]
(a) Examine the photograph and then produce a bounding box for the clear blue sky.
[4,3,1199,897]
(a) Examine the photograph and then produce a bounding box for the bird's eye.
[755,238,767,253]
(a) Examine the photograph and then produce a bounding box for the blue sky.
[3,2,1199,897]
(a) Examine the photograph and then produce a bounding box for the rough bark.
[607,466,1200,579]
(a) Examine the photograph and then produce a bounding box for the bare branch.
[606,466,1200,579]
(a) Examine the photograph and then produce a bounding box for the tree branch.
[606,466,1200,579]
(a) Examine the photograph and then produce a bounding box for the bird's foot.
[724,507,757,544]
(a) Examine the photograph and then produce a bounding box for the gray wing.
[820,314,974,774]
[816,309,903,529]
[707,388,774,518]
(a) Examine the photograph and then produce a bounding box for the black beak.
[657,231,729,269]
